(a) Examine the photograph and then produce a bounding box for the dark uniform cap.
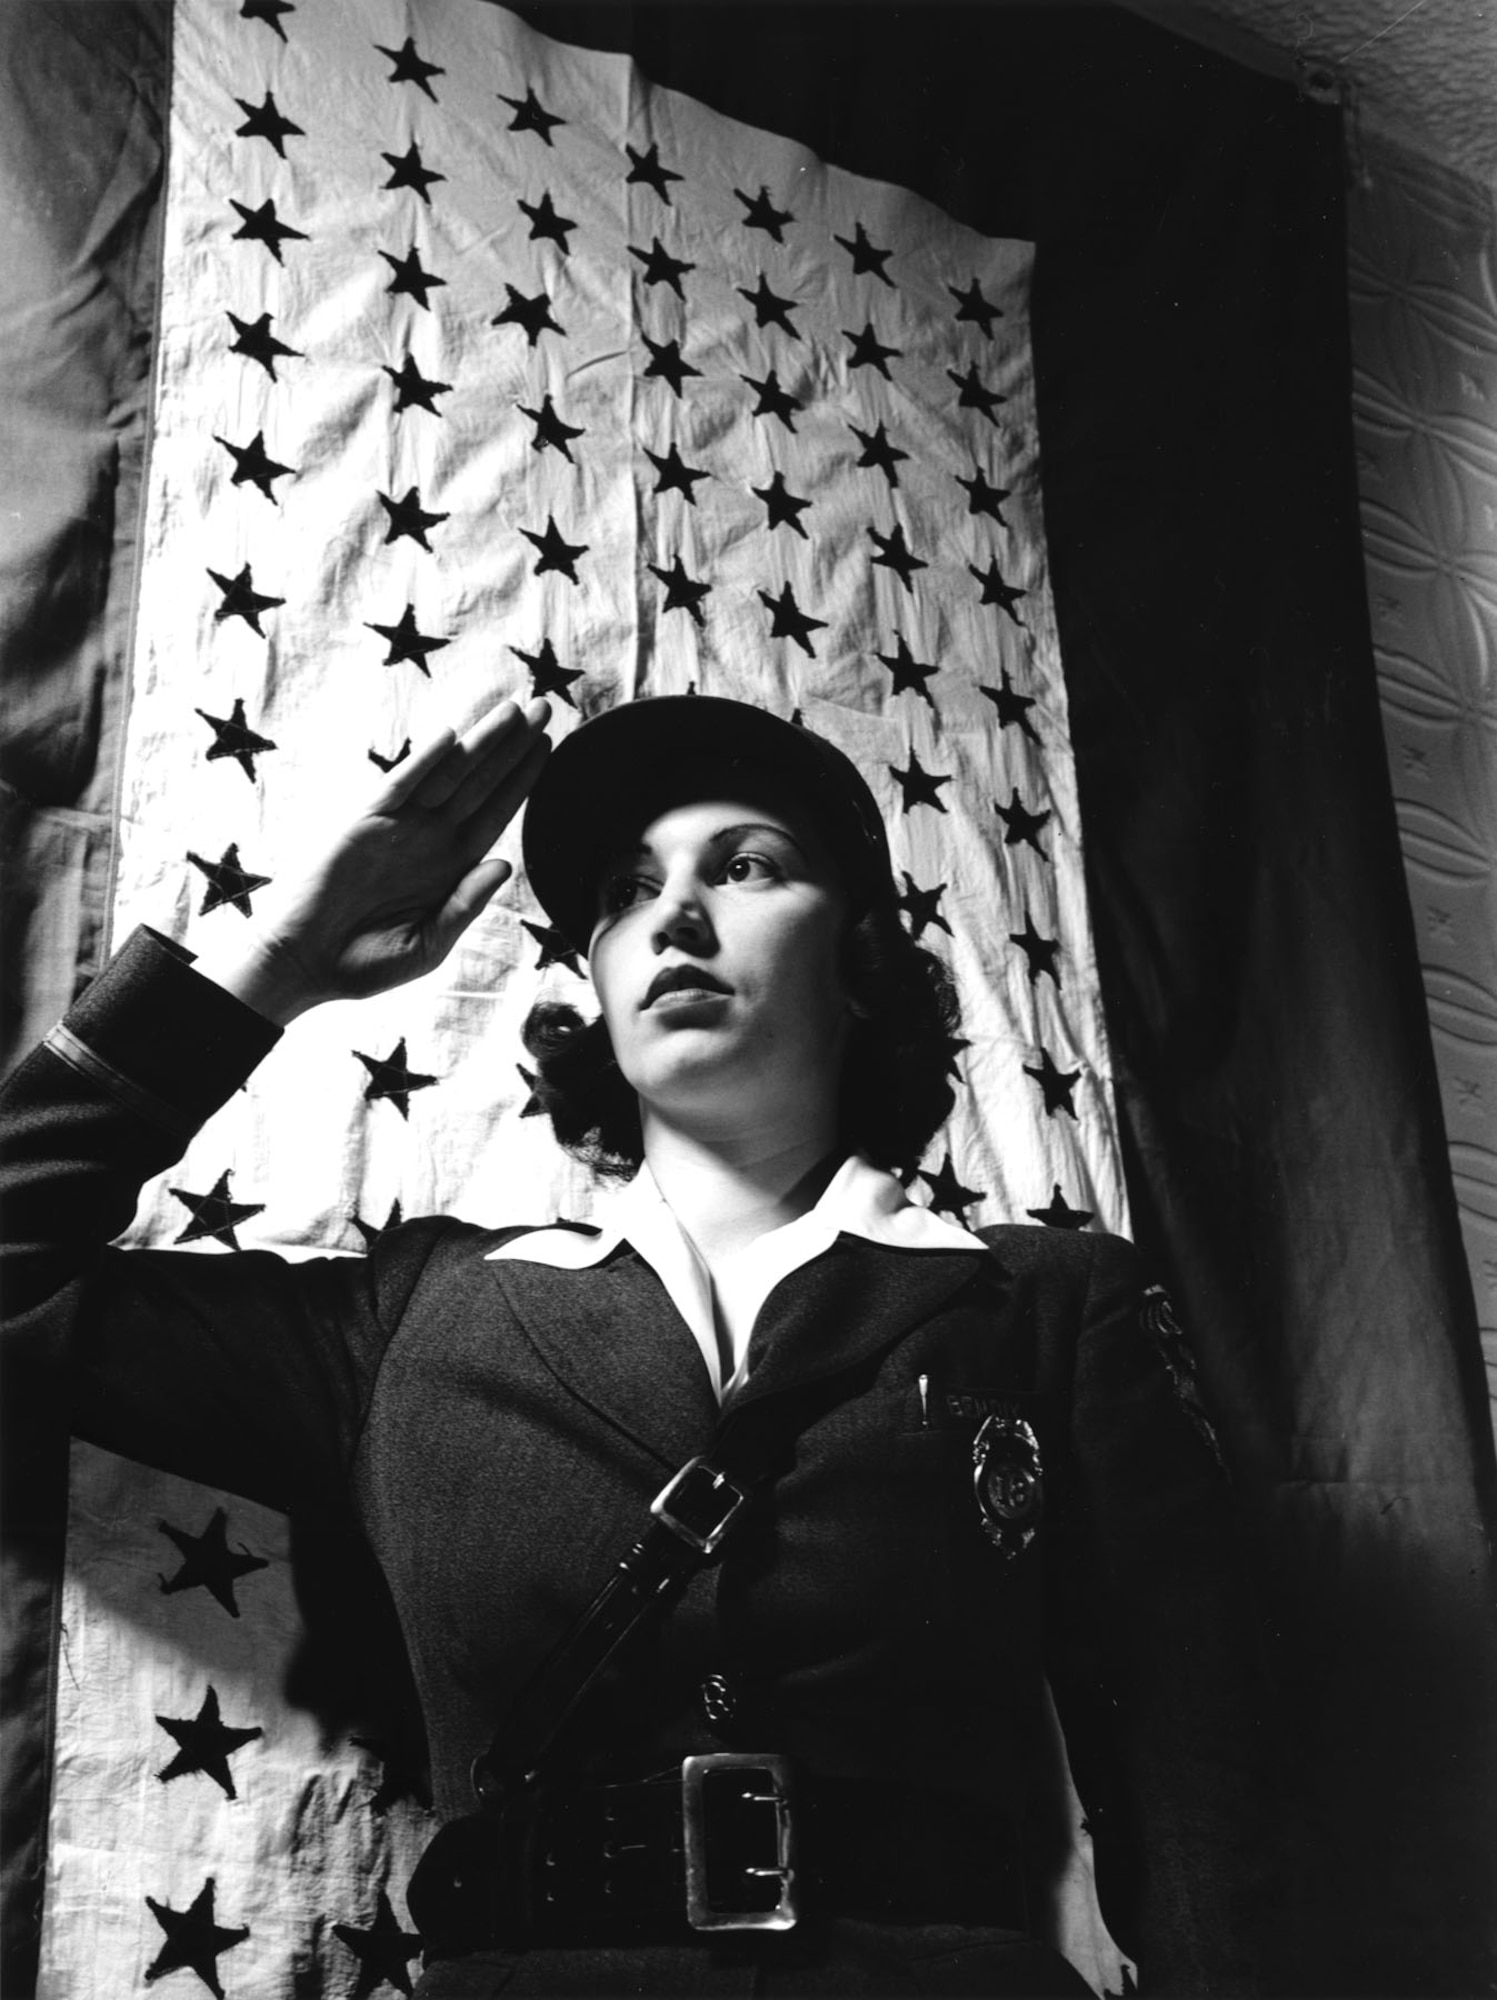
[522,696,895,951]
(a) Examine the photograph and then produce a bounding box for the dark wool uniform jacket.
[0,930,1272,1996]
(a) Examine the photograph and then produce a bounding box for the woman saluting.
[1,692,1269,1997]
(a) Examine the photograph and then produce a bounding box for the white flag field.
[44,0,1130,1990]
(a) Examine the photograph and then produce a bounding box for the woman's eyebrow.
[706,820,808,859]
[601,822,809,869]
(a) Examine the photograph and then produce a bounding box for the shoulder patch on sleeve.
[1140,1283,1225,1468]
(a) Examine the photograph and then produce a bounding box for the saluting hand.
[193,697,552,1024]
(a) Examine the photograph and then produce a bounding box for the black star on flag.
[969,557,1027,622]
[739,274,800,336]
[491,282,564,346]
[891,749,950,813]
[994,787,1051,855]
[156,1686,263,1800]
[229,196,307,262]
[981,671,1040,742]
[521,515,588,583]
[876,635,938,705]
[835,220,894,284]
[366,604,450,675]
[333,1889,424,1999]
[378,486,448,550]
[646,443,710,501]
[145,1877,249,2000]
[849,421,908,488]
[500,86,565,144]
[233,89,303,156]
[241,0,294,39]
[523,920,584,976]
[870,523,927,592]
[352,1197,404,1249]
[520,394,584,460]
[512,637,583,707]
[350,1733,427,1814]
[625,142,681,202]
[226,309,301,378]
[950,276,1003,334]
[957,465,1011,522]
[208,563,283,633]
[630,237,695,297]
[642,334,700,395]
[844,322,902,378]
[196,699,276,781]
[381,140,445,204]
[380,244,445,308]
[735,184,794,240]
[519,189,577,251]
[918,1153,984,1224]
[939,1030,972,1083]
[377,35,443,100]
[1028,1184,1095,1230]
[1010,912,1060,986]
[742,368,803,432]
[187,844,272,917]
[382,353,452,415]
[168,1168,265,1246]
[1024,1047,1082,1118]
[368,740,411,774]
[651,555,712,626]
[213,429,295,501]
[897,871,952,940]
[158,1510,269,1617]
[355,1038,438,1119]
[947,361,1005,423]
[758,581,826,656]
[516,1063,545,1118]
[753,471,811,536]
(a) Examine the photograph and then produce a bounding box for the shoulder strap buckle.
[650,1457,749,1555]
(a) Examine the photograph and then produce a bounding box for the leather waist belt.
[409,1756,1029,1957]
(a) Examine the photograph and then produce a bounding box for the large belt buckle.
[681,1753,799,1932]
[650,1458,748,1555]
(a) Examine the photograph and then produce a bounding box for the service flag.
[40,1,1127,1991]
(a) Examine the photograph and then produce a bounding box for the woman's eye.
[721,851,779,884]
[600,875,655,915]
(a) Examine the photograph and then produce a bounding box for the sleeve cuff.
[58,925,283,1127]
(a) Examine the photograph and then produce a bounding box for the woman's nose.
[651,883,715,952]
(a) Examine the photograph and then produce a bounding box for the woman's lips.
[649,986,730,1011]
[643,965,732,1008]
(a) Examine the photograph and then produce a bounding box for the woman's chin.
[633,1053,776,1133]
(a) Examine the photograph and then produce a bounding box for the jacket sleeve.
[0,925,434,1515]
[1042,1231,1276,1997]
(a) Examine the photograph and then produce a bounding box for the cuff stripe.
[42,1023,201,1147]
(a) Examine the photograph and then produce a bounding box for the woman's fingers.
[425,856,515,963]
[369,725,458,812]
[411,697,550,817]
[460,729,552,861]
[440,697,552,824]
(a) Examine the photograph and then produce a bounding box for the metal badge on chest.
[971,1410,1044,1559]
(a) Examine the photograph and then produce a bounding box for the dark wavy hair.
[520,900,961,1182]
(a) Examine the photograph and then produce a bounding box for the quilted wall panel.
[1349,134,1497,1430]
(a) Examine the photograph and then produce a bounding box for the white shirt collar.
[488,1152,986,1400]
[485,1152,986,1270]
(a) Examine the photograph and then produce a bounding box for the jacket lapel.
[487,1248,720,1470]
[728,1235,1003,1415]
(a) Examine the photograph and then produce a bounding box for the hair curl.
[520,902,960,1182]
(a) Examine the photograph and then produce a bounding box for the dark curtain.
[0,7,169,1995]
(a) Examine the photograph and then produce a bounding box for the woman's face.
[587,795,852,1145]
